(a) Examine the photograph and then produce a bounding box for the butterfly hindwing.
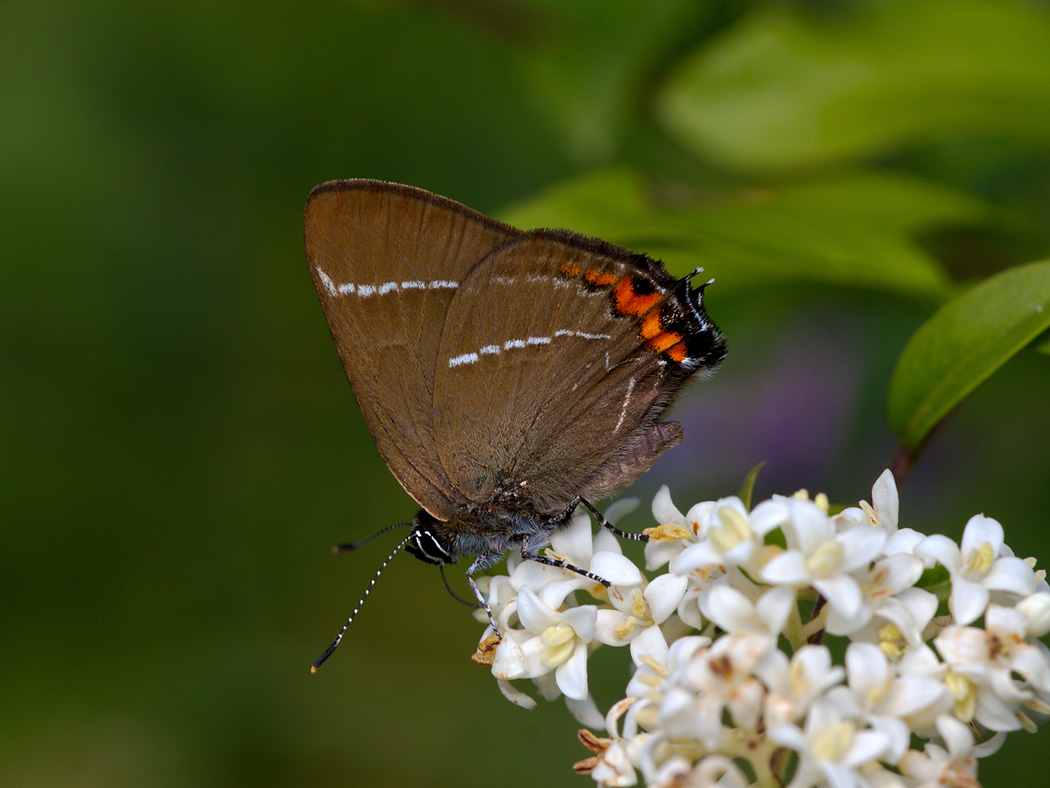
[432,230,723,515]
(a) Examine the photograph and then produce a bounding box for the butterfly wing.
[304,180,519,518]
[432,230,725,515]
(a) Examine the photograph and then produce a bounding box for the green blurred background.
[4,0,1050,786]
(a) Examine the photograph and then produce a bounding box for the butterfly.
[303,180,725,669]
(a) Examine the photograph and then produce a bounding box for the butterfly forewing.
[432,231,698,514]
[304,180,518,518]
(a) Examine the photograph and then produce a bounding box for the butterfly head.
[405,511,458,566]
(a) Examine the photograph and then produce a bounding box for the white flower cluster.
[473,471,1050,788]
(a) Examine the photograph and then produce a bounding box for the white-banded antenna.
[332,522,412,553]
[311,531,414,673]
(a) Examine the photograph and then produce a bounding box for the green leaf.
[738,462,766,510]
[501,168,1005,296]
[888,260,1050,449]
[657,0,1050,172]
[916,565,953,604]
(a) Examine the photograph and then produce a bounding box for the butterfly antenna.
[439,564,481,609]
[333,522,413,553]
[311,532,414,673]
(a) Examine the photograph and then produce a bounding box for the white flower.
[835,469,900,536]
[833,642,951,763]
[626,627,710,703]
[825,553,935,644]
[932,610,1050,732]
[758,645,846,728]
[916,514,1037,625]
[646,755,749,788]
[663,634,774,748]
[642,486,699,570]
[898,714,981,788]
[477,472,1050,788]
[770,696,892,788]
[595,573,687,647]
[668,498,760,574]
[1016,590,1050,638]
[587,698,640,787]
[698,580,795,638]
[491,584,597,701]
[760,497,886,621]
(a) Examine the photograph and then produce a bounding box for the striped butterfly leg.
[546,493,651,542]
[466,549,509,638]
[579,497,649,542]
[515,496,612,586]
[520,532,612,589]
[519,496,649,586]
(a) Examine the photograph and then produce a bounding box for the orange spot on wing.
[583,269,619,287]
[648,331,683,353]
[559,264,581,277]
[640,310,663,340]
[614,276,661,316]
[667,341,689,363]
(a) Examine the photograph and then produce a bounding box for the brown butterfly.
[303,180,725,669]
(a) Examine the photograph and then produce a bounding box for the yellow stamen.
[945,671,976,722]
[812,721,855,761]
[644,524,691,542]
[805,540,843,578]
[963,542,995,576]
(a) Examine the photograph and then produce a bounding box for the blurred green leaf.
[511,0,712,165]
[738,462,766,510]
[657,0,1050,172]
[501,168,1008,295]
[888,260,1050,449]
[916,564,952,604]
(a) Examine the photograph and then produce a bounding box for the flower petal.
[984,556,1037,596]
[749,498,790,537]
[591,551,644,587]
[836,526,887,572]
[644,573,688,624]
[845,642,888,699]
[594,609,633,646]
[550,511,595,564]
[915,534,961,573]
[710,586,764,637]
[651,484,685,525]
[814,574,863,619]
[517,585,562,633]
[843,729,891,767]
[562,604,597,643]
[760,551,810,585]
[670,541,724,574]
[883,527,926,558]
[950,576,990,626]
[1017,591,1050,637]
[756,585,796,635]
[556,641,590,700]
[496,678,536,710]
[871,469,899,532]
[565,694,605,729]
[960,514,1004,557]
